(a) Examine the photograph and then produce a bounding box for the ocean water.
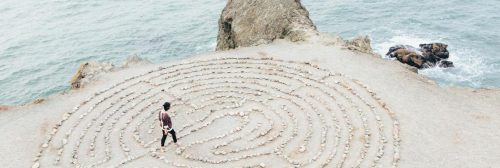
[304,0,500,89]
[1,0,499,105]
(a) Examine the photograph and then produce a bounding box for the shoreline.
[3,38,499,108]
[2,0,500,167]
[2,39,500,167]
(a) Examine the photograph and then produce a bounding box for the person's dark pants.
[161,129,177,146]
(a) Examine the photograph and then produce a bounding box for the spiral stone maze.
[33,57,401,168]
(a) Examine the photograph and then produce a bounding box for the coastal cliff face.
[216,0,317,50]
[2,1,500,168]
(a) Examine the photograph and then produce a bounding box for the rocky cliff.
[216,0,317,50]
[2,1,500,168]
[70,55,150,89]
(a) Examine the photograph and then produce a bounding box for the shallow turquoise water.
[1,0,499,105]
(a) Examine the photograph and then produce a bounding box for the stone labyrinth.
[34,57,401,168]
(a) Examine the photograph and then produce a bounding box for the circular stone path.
[34,57,401,168]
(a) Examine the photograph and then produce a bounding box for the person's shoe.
[160,147,165,153]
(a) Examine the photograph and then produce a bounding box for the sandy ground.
[1,40,499,168]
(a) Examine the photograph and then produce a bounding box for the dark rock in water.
[216,0,317,51]
[386,45,418,56]
[420,43,449,59]
[386,45,426,68]
[439,60,454,68]
[386,43,453,69]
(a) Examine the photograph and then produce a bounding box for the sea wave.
[1,0,499,105]
[373,35,493,87]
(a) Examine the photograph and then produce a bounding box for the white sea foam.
[420,49,493,87]
[1,0,499,105]
[373,35,443,57]
[374,35,492,87]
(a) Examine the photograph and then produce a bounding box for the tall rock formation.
[216,0,317,51]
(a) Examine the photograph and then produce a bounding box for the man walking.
[159,102,177,151]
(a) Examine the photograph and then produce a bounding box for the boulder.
[70,61,115,89]
[32,98,45,104]
[216,0,317,51]
[439,60,454,68]
[420,43,449,59]
[344,35,373,54]
[386,43,454,69]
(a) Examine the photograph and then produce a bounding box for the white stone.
[32,162,39,168]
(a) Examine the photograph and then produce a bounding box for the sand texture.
[1,40,499,168]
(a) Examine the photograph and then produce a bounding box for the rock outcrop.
[344,35,373,54]
[32,98,45,104]
[122,54,152,68]
[70,61,115,89]
[216,0,317,51]
[70,55,150,89]
[386,43,454,69]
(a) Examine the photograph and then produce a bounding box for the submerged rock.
[386,43,454,69]
[216,0,317,51]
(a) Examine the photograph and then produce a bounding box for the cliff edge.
[0,1,499,168]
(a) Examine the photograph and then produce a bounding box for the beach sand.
[1,40,499,167]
